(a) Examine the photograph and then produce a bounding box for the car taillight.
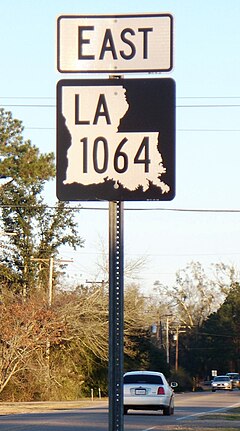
[157,386,165,395]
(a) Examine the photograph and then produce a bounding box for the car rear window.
[124,374,163,385]
[227,374,239,379]
[214,376,229,382]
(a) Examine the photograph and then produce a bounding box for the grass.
[159,407,240,431]
[0,401,239,431]
[167,429,238,431]
[199,406,240,421]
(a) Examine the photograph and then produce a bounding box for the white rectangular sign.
[57,14,173,73]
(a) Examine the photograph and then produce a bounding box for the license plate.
[135,389,146,395]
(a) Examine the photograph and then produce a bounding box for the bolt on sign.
[57,78,175,201]
[57,14,173,73]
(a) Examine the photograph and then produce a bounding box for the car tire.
[163,398,173,416]
[212,389,216,392]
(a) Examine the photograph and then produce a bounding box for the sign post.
[109,201,124,431]
[56,13,175,431]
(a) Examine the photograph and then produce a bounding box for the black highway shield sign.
[56,78,175,201]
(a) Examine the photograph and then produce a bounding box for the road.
[0,391,240,430]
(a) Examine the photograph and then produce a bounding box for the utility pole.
[161,314,172,365]
[166,316,170,364]
[48,257,54,306]
[174,326,186,371]
[30,256,72,394]
[0,231,17,236]
[30,257,72,305]
[175,326,179,371]
[86,279,106,301]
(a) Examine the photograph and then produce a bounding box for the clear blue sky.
[1,0,240,291]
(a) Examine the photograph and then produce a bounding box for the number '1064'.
[80,136,151,174]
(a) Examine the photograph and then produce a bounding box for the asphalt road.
[0,391,240,430]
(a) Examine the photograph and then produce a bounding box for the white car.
[226,373,240,389]
[123,370,176,415]
[211,375,233,392]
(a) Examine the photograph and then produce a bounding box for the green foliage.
[0,108,55,186]
[178,281,240,379]
[0,280,171,401]
[0,108,173,400]
[124,328,169,376]
[170,367,193,392]
[202,282,240,373]
[0,108,84,295]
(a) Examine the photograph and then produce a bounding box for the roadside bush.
[170,367,193,392]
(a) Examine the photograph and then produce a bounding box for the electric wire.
[23,127,240,132]
[1,95,240,213]
[1,103,240,108]
[1,96,240,131]
[1,204,240,213]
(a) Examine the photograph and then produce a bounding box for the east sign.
[57,14,173,73]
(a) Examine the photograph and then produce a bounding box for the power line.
[1,104,55,108]
[1,96,240,100]
[1,203,240,213]
[178,96,240,99]
[178,104,240,108]
[23,126,240,132]
[0,96,55,99]
[58,249,240,259]
[2,97,240,134]
[178,129,240,132]
[2,103,240,108]
[26,127,55,130]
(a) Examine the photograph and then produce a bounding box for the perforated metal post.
[108,201,124,431]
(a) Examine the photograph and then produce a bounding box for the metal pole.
[166,316,170,364]
[48,257,54,307]
[108,201,124,431]
[175,326,179,371]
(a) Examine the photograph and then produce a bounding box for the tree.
[0,296,65,395]
[0,279,172,401]
[0,108,54,186]
[154,261,235,328]
[45,283,109,399]
[177,281,240,380]
[0,108,84,296]
[123,283,169,374]
[200,282,240,374]
[45,283,169,400]
[94,235,148,283]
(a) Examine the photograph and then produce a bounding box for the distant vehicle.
[123,370,177,415]
[226,373,240,389]
[211,375,232,392]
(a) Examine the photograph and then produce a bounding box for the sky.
[1,0,240,292]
